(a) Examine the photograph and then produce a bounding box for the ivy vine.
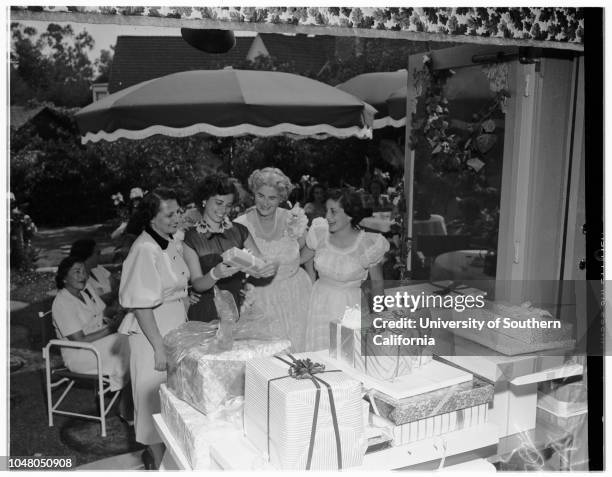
[407,54,512,262]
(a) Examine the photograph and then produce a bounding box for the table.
[154,411,499,471]
[413,214,447,236]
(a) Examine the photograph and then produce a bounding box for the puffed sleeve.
[51,293,83,337]
[119,241,163,309]
[183,228,199,252]
[232,222,251,246]
[306,217,328,250]
[359,232,390,268]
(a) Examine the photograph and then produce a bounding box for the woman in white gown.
[302,189,389,351]
[235,168,312,352]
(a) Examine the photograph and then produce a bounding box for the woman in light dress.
[52,256,129,392]
[302,189,389,351]
[235,168,312,352]
[118,187,190,469]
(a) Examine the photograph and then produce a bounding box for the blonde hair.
[248,167,294,202]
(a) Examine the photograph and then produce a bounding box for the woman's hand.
[251,260,278,279]
[153,347,167,372]
[213,262,240,279]
[188,290,202,305]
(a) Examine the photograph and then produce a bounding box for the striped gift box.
[377,404,488,446]
[244,353,366,470]
[159,384,243,469]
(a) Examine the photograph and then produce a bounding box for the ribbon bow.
[268,354,343,470]
[288,358,326,380]
[430,281,469,296]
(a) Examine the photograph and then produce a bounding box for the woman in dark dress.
[183,174,277,322]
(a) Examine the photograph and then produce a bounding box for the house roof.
[108,35,254,93]
[258,33,336,75]
[10,106,46,129]
[108,33,338,93]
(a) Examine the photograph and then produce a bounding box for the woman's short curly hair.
[55,256,83,289]
[194,173,238,211]
[327,188,372,229]
[248,167,294,202]
[70,239,97,262]
[138,187,180,224]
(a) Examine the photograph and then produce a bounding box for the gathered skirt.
[252,268,312,353]
[304,279,363,352]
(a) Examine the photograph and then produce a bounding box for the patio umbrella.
[75,69,376,144]
[336,70,407,129]
[386,86,408,125]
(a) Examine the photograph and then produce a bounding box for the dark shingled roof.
[108,34,338,93]
[258,33,336,75]
[108,35,254,93]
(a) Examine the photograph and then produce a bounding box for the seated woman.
[70,239,119,305]
[51,256,130,393]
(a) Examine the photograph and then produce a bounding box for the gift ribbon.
[429,281,470,296]
[266,354,343,470]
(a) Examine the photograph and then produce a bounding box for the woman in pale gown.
[235,168,312,352]
[302,189,389,352]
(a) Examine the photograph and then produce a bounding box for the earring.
[202,200,207,208]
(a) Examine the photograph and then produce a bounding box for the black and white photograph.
[4,4,606,472]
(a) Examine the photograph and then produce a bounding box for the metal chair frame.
[39,310,121,437]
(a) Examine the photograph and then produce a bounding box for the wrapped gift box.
[244,353,366,470]
[372,403,488,446]
[165,322,290,414]
[222,247,265,275]
[450,302,574,353]
[329,312,432,382]
[159,384,243,469]
[368,377,494,426]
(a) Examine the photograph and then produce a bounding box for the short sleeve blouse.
[183,222,250,264]
[308,218,390,285]
[119,229,189,309]
[52,285,106,338]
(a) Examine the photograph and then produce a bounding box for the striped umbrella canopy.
[336,70,407,129]
[75,68,376,144]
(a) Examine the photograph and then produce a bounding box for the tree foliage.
[10,31,455,225]
[10,22,101,107]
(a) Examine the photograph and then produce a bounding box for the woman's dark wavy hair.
[138,187,180,224]
[327,188,372,229]
[194,173,238,211]
[307,183,327,204]
[55,255,83,289]
[369,178,385,195]
[70,238,96,261]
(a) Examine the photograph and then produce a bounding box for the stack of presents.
[158,281,587,471]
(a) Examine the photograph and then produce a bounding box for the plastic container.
[537,381,588,470]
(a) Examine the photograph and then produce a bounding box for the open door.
[403,44,585,295]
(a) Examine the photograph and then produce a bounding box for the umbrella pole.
[402,54,423,277]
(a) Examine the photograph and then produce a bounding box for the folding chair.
[39,310,121,437]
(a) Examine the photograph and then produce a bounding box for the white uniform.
[51,285,129,391]
[119,227,189,445]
